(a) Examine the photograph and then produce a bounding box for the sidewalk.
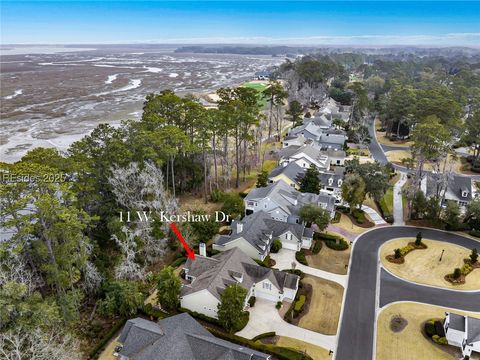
[393,172,407,225]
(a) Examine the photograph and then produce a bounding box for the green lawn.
[242,82,269,108]
[379,187,394,218]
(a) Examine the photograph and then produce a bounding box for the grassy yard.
[298,275,344,335]
[379,187,394,219]
[276,336,331,360]
[380,238,480,290]
[377,302,480,360]
[242,81,269,108]
[306,241,351,275]
[333,213,370,234]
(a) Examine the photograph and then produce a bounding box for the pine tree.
[299,165,320,194]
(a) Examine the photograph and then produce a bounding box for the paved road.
[368,119,480,180]
[335,226,480,360]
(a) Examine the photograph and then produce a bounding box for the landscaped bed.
[276,336,331,360]
[376,302,480,360]
[380,238,480,290]
[284,275,344,335]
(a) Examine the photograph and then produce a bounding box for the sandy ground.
[380,238,480,290]
[384,150,412,164]
[384,150,466,173]
[376,302,480,360]
[276,336,330,360]
[306,241,351,275]
[298,275,344,335]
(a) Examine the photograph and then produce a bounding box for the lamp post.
[439,249,445,262]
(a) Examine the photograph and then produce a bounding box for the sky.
[1,1,480,46]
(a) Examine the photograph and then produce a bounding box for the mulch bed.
[444,274,466,285]
[343,212,375,228]
[408,242,428,250]
[465,259,480,269]
[390,315,408,333]
[284,282,313,327]
[385,255,405,264]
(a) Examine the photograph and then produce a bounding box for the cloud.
[144,33,480,46]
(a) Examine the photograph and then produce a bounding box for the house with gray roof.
[244,179,336,222]
[268,162,306,189]
[213,211,313,258]
[282,134,308,148]
[117,313,270,360]
[421,173,477,209]
[319,166,345,203]
[279,144,330,171]
[180,247,299,318]
[287,122,323,141]
[444,312,480,358]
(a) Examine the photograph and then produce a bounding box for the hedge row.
[315,232,349,251]
[470,229,480,238]
[295,251,308,265]
[252,331,276,342]
[352,208,366,224]
[331,211,341,224]
[208,328,313,360]
[171,256,187,268]
[312,239,322,254]
[88,318,127,359]
[138,303,167,320]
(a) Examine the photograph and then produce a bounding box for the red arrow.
[170,223,195,260]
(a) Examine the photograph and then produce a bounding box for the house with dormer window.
[421,174,476,209]
[444,312,480,358]
[180,248,299,318]
[212,211,313,258]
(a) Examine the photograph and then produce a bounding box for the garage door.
[282,241,299,251]
[255,291,280,302]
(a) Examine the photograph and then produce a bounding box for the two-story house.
[244,179,336,222]
[213,211,314,258]
[444,312,480,358]
[421,174,476,209]
[279,144,330,172]
[180,247,299,318]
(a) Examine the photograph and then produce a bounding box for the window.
[263,282,272,290]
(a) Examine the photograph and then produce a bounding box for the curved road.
[336,226,480,360]
[367,118,480,180]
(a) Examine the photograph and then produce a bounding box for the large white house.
[244,179,336,222]
[279,144,330,171]
[180,247,299,319]
[444,312,480,358]
[421,174,477,210]
[212,211,313,259]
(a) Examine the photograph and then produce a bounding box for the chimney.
[237,222,243,233]
[199,243,206,257]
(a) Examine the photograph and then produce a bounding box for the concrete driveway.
[236,298,337,351]
[270,248,347,287]
[361,205,387,225]
[393,172,407,225]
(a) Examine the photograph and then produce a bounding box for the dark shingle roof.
[449,313,466,331]
[181,248,299,300]
[118,313,270,360]
[467,316,480,344]
[268,162,305,182]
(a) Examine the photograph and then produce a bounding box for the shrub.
[470,229,480,238]
[270,239,282,253]
[432,335,448,345]
[425,320,436,337]
[470,248,478,264]
[453,268,462,279]
[295,251,308,265]
[276,301,282,309]
[331,211,341,223]
[312,239,322,254]
[352,208,366,224]
[461,263,473,275]
[170,256,186,268]
[415,232,422,246]
[394,248,402,259]
[294,295,306,313]
[139,303,165,319]
[210,189,224,202]
[248,296,256,307]
[179,308,222,327]
[325,238,349,251]
[283,269,305,279]
[252,332,276,342]
[221,193,245,220]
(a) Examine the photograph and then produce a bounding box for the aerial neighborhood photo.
[1,1,480,360]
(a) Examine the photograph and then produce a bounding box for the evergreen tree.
[256,170,269,188]
[217,284,248,333]
[157,266,182,311]
[299,165,320,194]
